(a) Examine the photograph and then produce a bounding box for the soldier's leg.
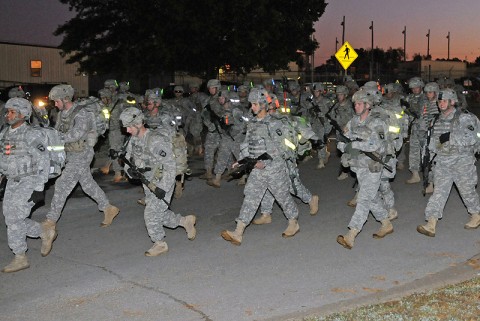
[348,169,382,231]
[46,163,81,222]
[424,165,454,220]
[144,188,168,242]
[379,179,395,211]
[254,190,274,224]
[268,166,299,221]
[3,180,41,255]
[237,169,268,224]
[78,163,110,211]
[454,161,480,215]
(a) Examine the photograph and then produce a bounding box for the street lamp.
[402,26,406,61]
[341,16,345,45]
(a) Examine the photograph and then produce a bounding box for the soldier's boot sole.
[417,225,435,237]
[221,230,242,245]
[336,235,353,249]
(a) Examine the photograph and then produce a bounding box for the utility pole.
[426,29,430,59]
[369,21,374,80]
[446,32,450,60]
[402,26,406,61]
[341,16,345,45]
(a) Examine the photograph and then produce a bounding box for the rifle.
[421,116,438,196]
[326,112,393,173]
[228,153,273,180]
[115,138,168,203]
[400,99,419,119]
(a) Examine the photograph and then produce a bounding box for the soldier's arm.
[61,110,89,143]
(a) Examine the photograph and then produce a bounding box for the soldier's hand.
[127,167,141,179]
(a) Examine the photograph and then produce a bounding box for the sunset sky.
[1,0,479,66]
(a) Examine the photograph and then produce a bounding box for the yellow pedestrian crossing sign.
[335,41,358,70]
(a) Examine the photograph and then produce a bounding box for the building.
[0,42,88,96]
[397,60,467,82]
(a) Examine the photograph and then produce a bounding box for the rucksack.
[172,132,189,176]
[32,126,66,179]
[76,96,109,137]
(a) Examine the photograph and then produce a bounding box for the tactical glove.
[127,167,141,180]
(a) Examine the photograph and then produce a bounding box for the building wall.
[0,42,88,96]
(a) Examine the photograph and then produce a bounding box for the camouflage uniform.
[0,123,48,255]
[46,102,113,222]
[237,114,299,223]
[108,95,130,178]
[406,89,429,173]
[424,108,480,220]
[125,129,182,241]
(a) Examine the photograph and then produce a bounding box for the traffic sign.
[335,41,358,70]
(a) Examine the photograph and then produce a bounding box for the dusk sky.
[1,0,480,66]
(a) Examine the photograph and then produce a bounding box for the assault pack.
[75,96,109,138]
[32,126,66,179]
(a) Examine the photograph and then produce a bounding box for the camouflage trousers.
[260,159,312,214]
[143,181,181,242]
[109,131,126,174]
[376,179,395,211]
[238,160,299,224]
[47,160,110,222]
[203,131,221,170]
[2,176,42,255]
[408,129,426,172]
[425,155,480,219]
[214,136,240,175]
[348,167,388,231]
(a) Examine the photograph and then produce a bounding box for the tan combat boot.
[221,221,246,245]
[199,168,213,180]
[113,172,128,183]
[387,208,398,221]
[180,215,197,240]
[316,159,325,169]
[373,219,394,239]
[252,213,272,225]
[145,241,169,256]
[396,162,405,170]
[174,180,184,199]
[425,182,434,194]
[465,213,480,229]
[417,217,437,237]
[347,191,358,208]
[100,161,112,175]
[282,219,300,238]
[207,173,221,188]
[237,174,247,186]
[101,205,120,227]
[2,254,29,273]
[309,195,319,215]
[337,172,349,181]
[137,198,146,206]
[40,221,58,257]
[406,171,421,184]
[336,228,359,249]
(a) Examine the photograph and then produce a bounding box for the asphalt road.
[1,148,479,321]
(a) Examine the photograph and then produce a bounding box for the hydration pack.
[32,126,66,179]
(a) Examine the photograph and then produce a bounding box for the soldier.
[200,79,223,180]
[118,81,131,95]
[237,85,251,111]
[99,88,115,175]
[417,88,480,237]
[405,77,428,184]
[0,98,56,272]
[120,107,196,256]
[336,90,393,249]
[305,82,333,169]
[187,82,208,156]
[104,79,119,105]
[107,93,134,182]
[329,85,354,180]
[422,82,441,193]
[207,90,247,188]
[42,85,120,238]
[221,89,300,245]
[253,94,319,225]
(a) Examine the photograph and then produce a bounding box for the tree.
[55,0,327,79]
